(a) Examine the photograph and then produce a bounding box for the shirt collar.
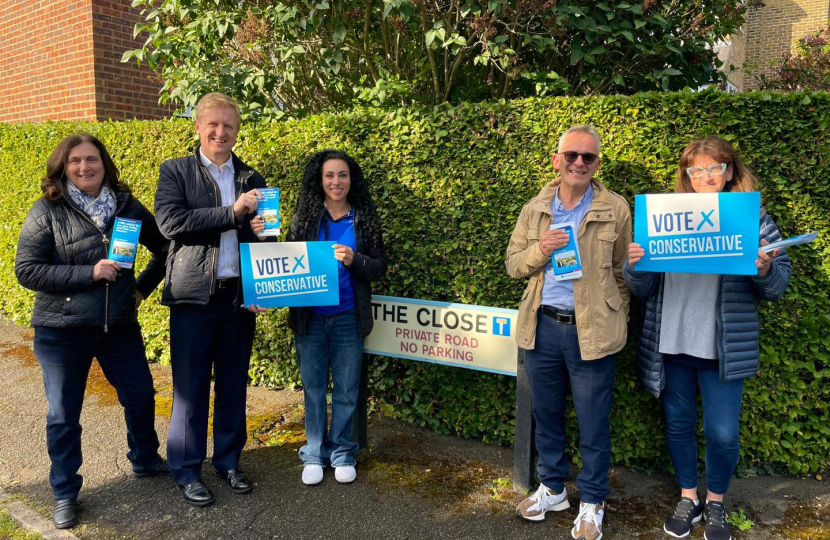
[199,148,234,175]
[553,183,593,212]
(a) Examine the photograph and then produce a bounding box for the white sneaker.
[516,484,570,521]
[334,465,356,483]
[302,464,324,485]
[571,501,605,540]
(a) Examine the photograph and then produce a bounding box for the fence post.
[513,347,535,491]
[353,352,370,449]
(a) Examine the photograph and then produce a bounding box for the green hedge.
[1,90,828,475]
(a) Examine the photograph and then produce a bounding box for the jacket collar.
[527,178,613,215]
[192,145,254,182]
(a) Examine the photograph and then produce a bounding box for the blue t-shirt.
[311,209,356,315]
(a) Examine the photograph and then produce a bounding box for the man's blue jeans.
[524,311,616,504]
[33,323,160,500]
[663,354,744,495]
[295,307,364,467]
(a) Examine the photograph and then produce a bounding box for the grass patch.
[0,507,43,540]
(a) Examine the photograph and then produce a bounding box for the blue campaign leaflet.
[256,187,280,237]
[108,217,141,269]
[761,231,818,253]
[634,192,760,275]
[551,222,582,281]
[239,241,339,308]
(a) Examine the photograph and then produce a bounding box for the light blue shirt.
[199,149,239,279]
[541,184,594,310]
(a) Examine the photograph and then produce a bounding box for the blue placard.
[108,217,141,269]
[256,187,280,237]
[634,192,761,275]
[239,241,340,308]
[551,222,583,281]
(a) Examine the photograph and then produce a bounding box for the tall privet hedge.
[1,90,828,474]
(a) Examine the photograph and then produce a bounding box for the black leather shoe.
[213,467,254,494]
[178,480,215,507]
[53,498,78,529]
[132,457,170,478]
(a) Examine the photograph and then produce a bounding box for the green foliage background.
[1,90,828,474]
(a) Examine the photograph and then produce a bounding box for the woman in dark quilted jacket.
[623,136,791,540]
[14,134,170,529]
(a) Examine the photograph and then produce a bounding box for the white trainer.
[516,484,570,521]
[334,465,357,483]
[302,464,324,485]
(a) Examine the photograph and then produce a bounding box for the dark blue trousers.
[524,311,616,504]
[33,323,160,501]
[167,290,256,486]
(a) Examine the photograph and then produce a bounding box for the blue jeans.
[524,311,616,504]
[33,324,160,500]
[295,307,364,467]
[663,354,744,495]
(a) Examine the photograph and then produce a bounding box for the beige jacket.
[505,179,632,359]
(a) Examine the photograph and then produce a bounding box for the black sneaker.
[703,500,732,540]
[663,497,702,538]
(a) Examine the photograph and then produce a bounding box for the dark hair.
[675,135,757,194]
[42,133,129,201]
[292,150,383,243]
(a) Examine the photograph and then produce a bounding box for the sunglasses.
[560,151,599,165]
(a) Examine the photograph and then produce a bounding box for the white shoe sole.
[302,466,324,485]
[570,527,602,540]
[664,514,702,538]
[518,499,570,521]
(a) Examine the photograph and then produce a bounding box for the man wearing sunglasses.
[506,125,631,540]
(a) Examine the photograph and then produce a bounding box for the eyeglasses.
[686,163,728,180]
[560,151,599,165]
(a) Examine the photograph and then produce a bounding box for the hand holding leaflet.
[550,222,582,281]
[760,232,817,253]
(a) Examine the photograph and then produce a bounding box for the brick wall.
[739,0,830,90]
[0,0,170,123]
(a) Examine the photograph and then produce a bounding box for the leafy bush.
[1,90,828,474]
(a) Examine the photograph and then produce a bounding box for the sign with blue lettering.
[634,192,760,275]
[239,241,339,308]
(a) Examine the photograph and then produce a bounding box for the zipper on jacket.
[195,158,222,295]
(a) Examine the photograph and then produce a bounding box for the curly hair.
[290,150,383,245]
[675,135,757,194]
[42,133,130,201]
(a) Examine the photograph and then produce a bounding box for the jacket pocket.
[597,231,618,267]
[604,292,623,311]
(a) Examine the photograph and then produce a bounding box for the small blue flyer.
[551,222,583,281]
[256,187,280,237]
[108,217,142,269]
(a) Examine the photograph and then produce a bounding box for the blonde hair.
[675,136,757,193]
[195,92,241,124]
[558,125,601,154]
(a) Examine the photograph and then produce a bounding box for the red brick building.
[0,0,170,123]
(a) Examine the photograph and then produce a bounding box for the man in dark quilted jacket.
[154,92,267,507]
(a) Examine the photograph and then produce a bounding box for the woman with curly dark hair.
[255,149,386,485]
[15,134,169,529]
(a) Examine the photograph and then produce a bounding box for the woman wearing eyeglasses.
[623,136,791,540]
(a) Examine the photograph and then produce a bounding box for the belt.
[215,277,239,290]
[541,306,576,325]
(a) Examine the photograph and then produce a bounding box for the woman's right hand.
[92,259,121,282]
[251,215,265,240]
[628,242,645,267]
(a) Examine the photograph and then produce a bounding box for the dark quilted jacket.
[15,191,168,329]
[623,211,791,397]
[287,208,387,338]
[154,147,267,306]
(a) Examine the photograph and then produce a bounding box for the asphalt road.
[0,318,826,540]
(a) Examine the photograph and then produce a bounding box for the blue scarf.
[66,180,117,232]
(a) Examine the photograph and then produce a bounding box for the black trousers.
[167,288,256,485]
